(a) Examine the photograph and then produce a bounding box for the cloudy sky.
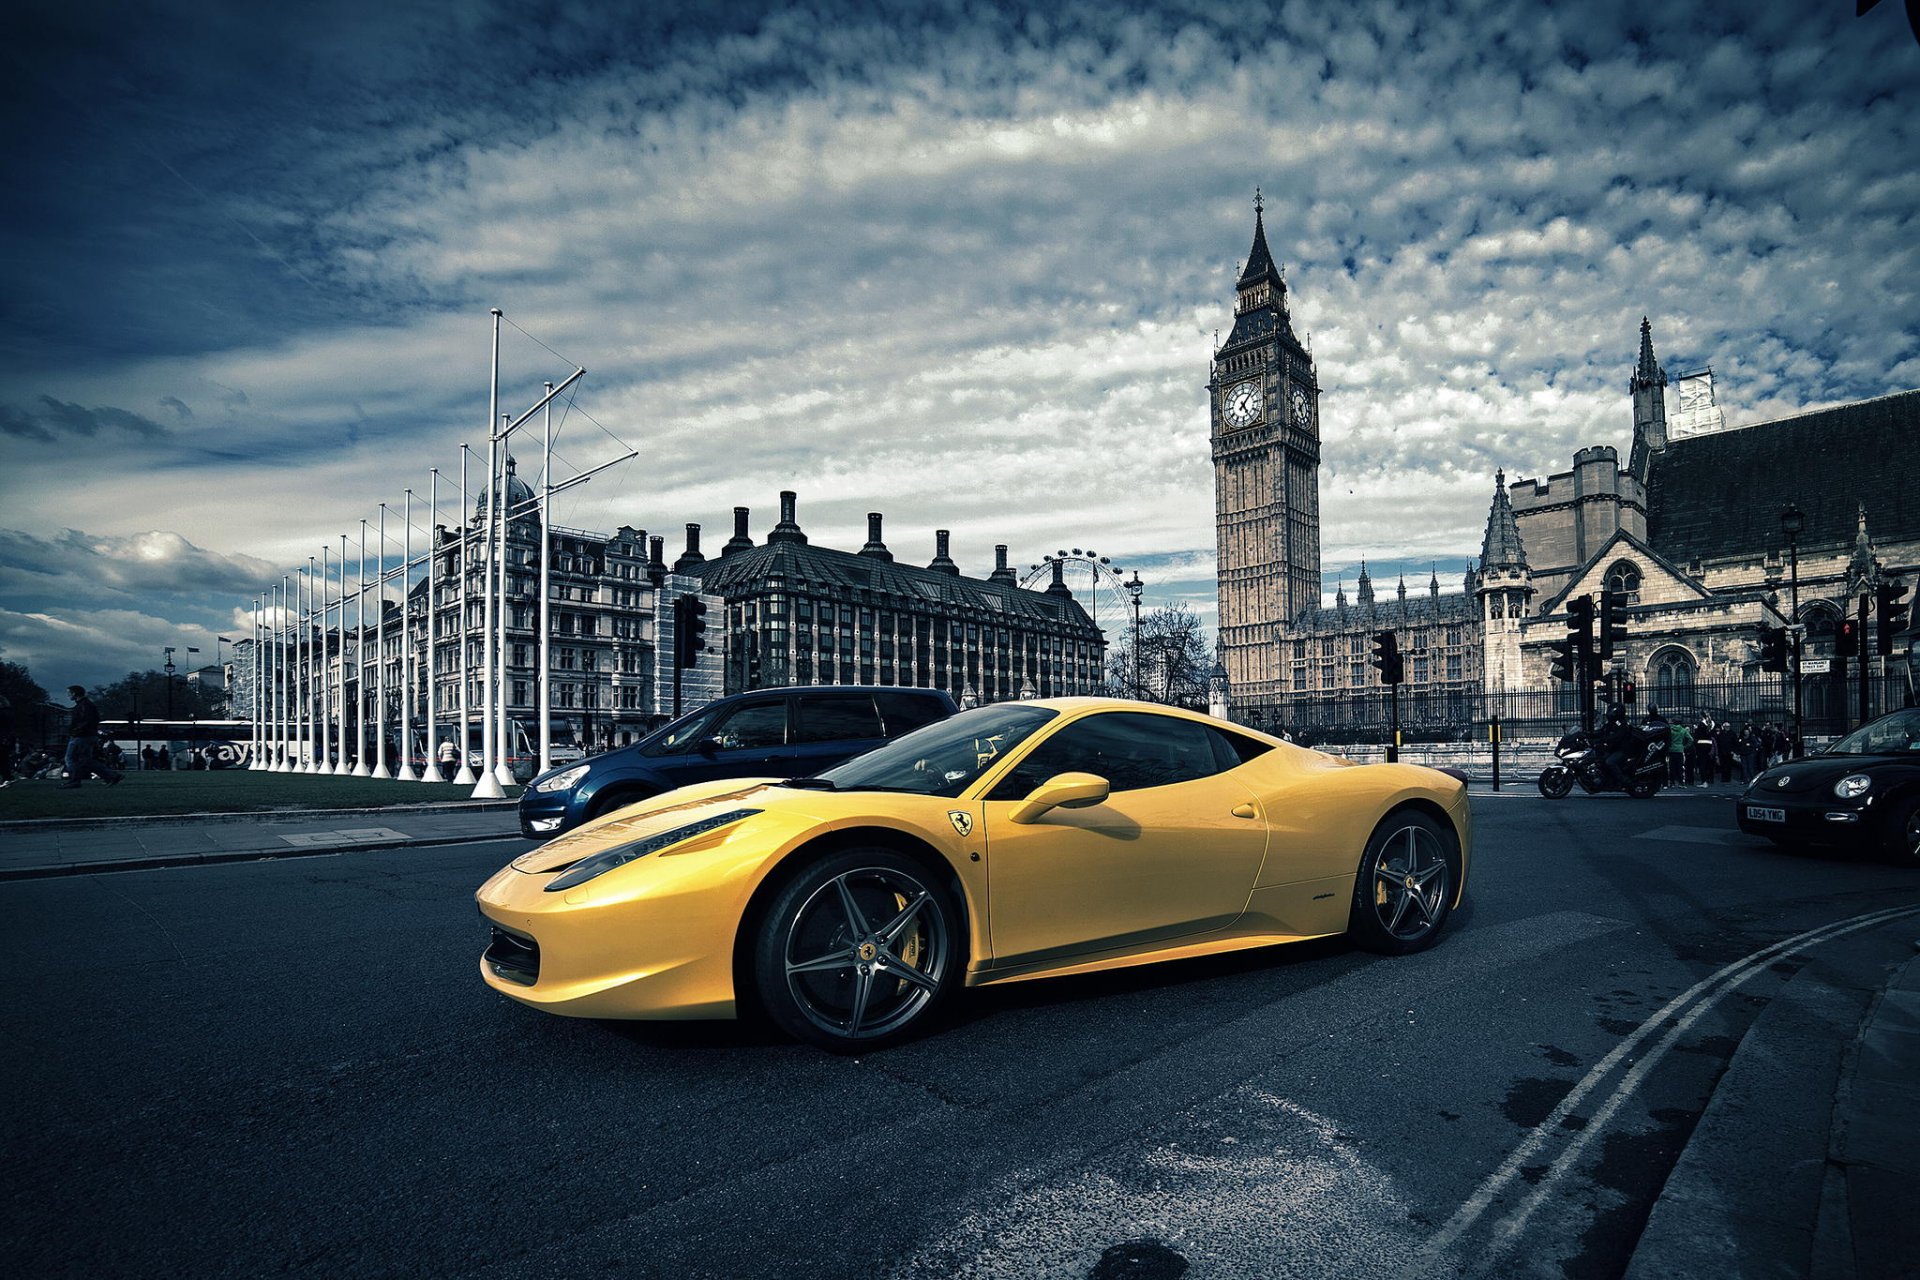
[2,0,1915,692]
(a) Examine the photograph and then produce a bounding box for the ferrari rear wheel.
[1349,811,1456,956]
[753,848,960,1052]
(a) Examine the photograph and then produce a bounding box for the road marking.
[1415,902,1920,1275]
[1633,825,1751,846]
[277,827,410,847]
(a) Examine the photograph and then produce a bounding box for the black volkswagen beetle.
[1736,707,1920,862]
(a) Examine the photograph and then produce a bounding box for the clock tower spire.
[1210,193,1323,723]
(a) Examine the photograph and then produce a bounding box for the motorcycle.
[1537,721,1668,799]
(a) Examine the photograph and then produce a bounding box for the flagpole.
[336,535,351,774]
[300,559,314,772]
[423,469,444,782]
[454,447,476,785]
[372,503,392,779]
[320,547,333,772]
[249,596,263,768]
[474,308,505,799]
[275,576,289,770]
[397,489,419,781]
[353,521,371,776]
[539,382,553,777]
[495,418,516,790]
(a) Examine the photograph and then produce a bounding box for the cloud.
[0,396,170,442]
[0,528,276,605]
[0,0,1912,663]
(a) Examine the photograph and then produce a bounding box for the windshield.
[638,704,730,757]
[1826,708,1920,756]
[815,703,1058,797]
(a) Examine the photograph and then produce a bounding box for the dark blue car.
[518,686,958,837]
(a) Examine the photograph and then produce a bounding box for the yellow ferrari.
[477,698,1471,1051]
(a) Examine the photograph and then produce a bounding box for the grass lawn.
[0,769,521,821]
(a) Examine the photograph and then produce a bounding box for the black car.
[1735,706,1920,862]
[518,686,958,837]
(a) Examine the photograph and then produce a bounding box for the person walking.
[1714,722,1738,784]
[58,685,123,789]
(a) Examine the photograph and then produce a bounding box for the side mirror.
[1009,772,1110,825]
[697,736,723,756]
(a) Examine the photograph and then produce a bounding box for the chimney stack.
[859,512,893,561]
[929,529,959,576]
[1045,557,1073,598]
[672,523,705,573]
[768,490,808,544]
[989,544,1016,585]
[647,535,666,585]
[722,506,754,557]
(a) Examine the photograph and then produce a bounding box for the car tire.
[753,848,961,1052]
[1349,810,1457,956]
[1884,796,1920,865]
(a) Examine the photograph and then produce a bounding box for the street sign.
[1801,658,1832,674]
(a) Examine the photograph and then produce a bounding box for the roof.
[690,538,1102,635]
[1645,389,1920,564]
[1479,470,1527,570]
[1288,590,1482,635]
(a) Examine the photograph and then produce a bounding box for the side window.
[794,693,883,744]
[712,700,788,750]
[988,712,1228,800]
[876,691,949,736]
[1205,725,1274,771]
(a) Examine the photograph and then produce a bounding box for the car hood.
[1748,758,1873,795]
[509,777,805,873]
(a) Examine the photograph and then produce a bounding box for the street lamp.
[1124,570,1144,699]
[163,646,177,719]
[1781,503,1804,757]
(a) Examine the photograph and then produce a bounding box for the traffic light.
[1620,678,1637,704]
[674,595,709,668]
[1758,625,1789,673]
[1599,588,1629,660]
[1370,630,1404,685]
[1548,636,1577,683]
[1837,617,1860,659]
[1879,578,1911,656]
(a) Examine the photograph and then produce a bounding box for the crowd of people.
[1662,711,1796,786]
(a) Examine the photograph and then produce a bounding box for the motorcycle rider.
[1597,702,1637,789]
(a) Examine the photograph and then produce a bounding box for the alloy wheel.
[782,865,952,1042]
[1370,824,1450,943]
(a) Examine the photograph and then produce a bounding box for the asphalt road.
[5,788,1915,1279]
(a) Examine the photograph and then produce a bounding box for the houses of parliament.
[1210,201,1918,735]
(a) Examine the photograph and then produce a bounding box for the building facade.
[1209,204,1918,737]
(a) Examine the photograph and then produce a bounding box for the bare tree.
[1107,603,1212,708]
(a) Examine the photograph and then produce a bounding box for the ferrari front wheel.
[1349,811,1456,956]
[753,848,960,1052]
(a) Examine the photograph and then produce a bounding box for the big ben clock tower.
[1211,193,1322,715]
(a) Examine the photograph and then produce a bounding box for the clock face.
[1223,380,1263,428]
[1291,386,1312,426]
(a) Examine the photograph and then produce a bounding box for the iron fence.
[1240,673,1915,747]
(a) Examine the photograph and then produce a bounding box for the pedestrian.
[157,745,172,771]
[1740,724,1761,781]
[58,685,124,789]
[1692,714,1716,786]
[1667,718,1693,785]
[0,734,15,787]
[1715,722,1738,784]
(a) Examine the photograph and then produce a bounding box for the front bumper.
[474,844,763,1021]
[1734,794,1870,843]
[516,791,577,838]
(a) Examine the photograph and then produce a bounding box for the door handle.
[1230,803,1258,819]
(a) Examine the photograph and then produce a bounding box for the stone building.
[1207,199,1918,736]
[690,492,1106,703]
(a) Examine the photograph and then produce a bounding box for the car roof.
[1011,697,1282,742]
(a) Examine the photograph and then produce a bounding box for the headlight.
[1833,774,1872,800]
[544,809,761,892]
[533,764,591,793]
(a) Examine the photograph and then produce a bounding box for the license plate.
[1746,806,1786,823]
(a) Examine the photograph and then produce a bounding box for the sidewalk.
[1626,920,1920,1280]
[0,801,527,880]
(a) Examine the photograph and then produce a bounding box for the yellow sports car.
[477,698,1471,1051]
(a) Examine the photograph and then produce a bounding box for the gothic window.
[1650,647,1697,709]
[1605,561,1643,603]
[1491,597,1504,619]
